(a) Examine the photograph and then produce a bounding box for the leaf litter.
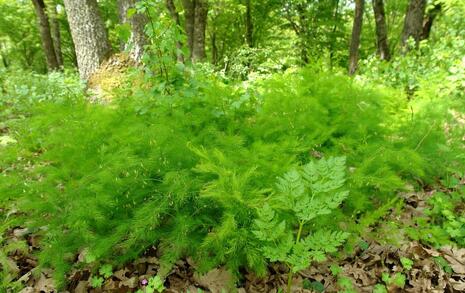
[2,185,465,292]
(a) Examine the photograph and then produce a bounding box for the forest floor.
[7,185,465,293]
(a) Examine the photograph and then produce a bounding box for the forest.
[0,0,464,292]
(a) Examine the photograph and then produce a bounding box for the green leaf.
[400,257,413,271]
[99,264,113,278]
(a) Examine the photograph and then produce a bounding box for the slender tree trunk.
[372,0,390,61]
[192,0,208,62]
[47,1,64,68]
[348,0,364,75]
[165,0,184,63]
[118,0,148,63]
[182,0,195,60]
[63,0,111,80]
[401,0,426,50]
[245,0,253,48]
[0,42,8,68]
[31,0,59,71]
[329,0,340,68]
[211,31,217,64]
[296,3,309,64]
[182,0,208,62]
[421,2,442,40]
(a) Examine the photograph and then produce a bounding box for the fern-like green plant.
[253,156,349,293]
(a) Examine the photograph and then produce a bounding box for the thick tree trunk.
[182,0,208,62]
[165,0,185,63]
[348,0,364,75]
[118,0,148,62]
[372,0,390,61]
[421,2,442,40]
[31,0,59,71]
[48,1,64,68]
[401,0,426,50]
[192,0,208,62]
[63,0,111,80]
[245,0,253,48]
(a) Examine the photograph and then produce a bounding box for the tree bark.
[348,0,364,75]
[401,0,426,50]
[118,0,148,63]
[421,2,441,40]
[182,0,195,60]
[182,0,208,62]
[372,0,390,61]
[165,0,185,63]
[63,0,111,80]
[192,0,208,62]
[47,1,64,68]
[31,0,59,71]
[245,0,253,48]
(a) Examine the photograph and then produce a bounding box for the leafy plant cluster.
[408,185,465,248]
[0,66,463,288]
[254,157,349,293]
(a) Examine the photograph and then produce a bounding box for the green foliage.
[400,257,413,271]
[90,276,104,288]
[408,188,465,247]
[254,157,349,292]
[1,67,463,287]
[381,272,406,289]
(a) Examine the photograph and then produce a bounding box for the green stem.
[287,220,305,293]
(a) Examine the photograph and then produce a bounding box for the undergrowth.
[0,67,464,287]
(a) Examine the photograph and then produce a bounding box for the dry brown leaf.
[35,273,55,292]
[74,281,89,293]
[194,267,233,293]
[440,246,465,274]
[120,276,138,288]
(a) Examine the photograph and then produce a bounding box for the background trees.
[0,0,460,80]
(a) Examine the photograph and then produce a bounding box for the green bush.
[1,68,463,286]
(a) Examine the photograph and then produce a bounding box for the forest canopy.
[0,0,464,292]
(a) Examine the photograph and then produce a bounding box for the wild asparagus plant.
[254,156,350,293]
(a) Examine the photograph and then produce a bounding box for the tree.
[165,0,184,63]
[118,0,148,62]
[372,0,390,61]
[348,0,364,75]
[63,0,111,80]
[245,0,253,47]
[47,0,64,68]
[421,2,442,40]
[182,0,208,62]
[31,0,59,71]
[401,0,426,50]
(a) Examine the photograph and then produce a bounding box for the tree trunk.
[348,0,364,75]
[182,0,208,62]
[182,0,195,60]
[401,0,426,50]
[31,0,59,71]
[118,0,148,63]
[192,0,208,62]
[296,3,309,64]
[372,0,390,61]
[0,42,8,68]
[165,0,184,63]
[63,0,111,80]
[48,1,64,68]
[245,0,253,48]
[421,2,441,40]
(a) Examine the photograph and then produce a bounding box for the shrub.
[1,68,463,286]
